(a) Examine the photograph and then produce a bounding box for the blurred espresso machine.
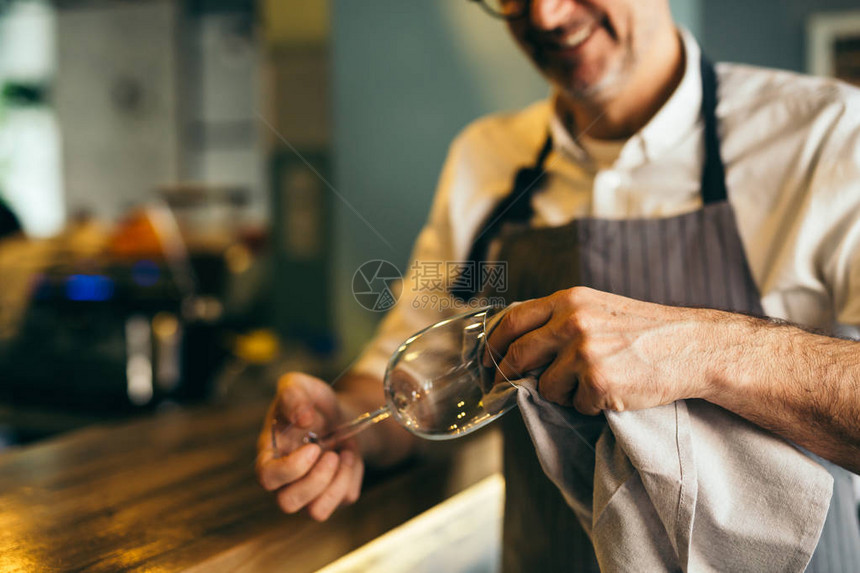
[0,185,267,432]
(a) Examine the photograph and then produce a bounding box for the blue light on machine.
[66,274,115,302]
[132,260,161,287]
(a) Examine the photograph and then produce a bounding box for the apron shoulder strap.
[700,55,729,205]
[451,133,553,302]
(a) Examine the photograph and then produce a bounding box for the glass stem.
[306,405,391,450]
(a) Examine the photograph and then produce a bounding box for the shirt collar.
[549,28,704,169]
[635,28,703,162]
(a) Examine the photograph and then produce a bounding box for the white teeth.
[561,24,595,49]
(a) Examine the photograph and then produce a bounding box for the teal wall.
[331,0,702,360]
[670,0,701,38]
[701,0,858,72]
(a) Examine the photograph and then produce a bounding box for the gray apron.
[457,56,860,572]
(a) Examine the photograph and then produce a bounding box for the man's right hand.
[255,372,364,521]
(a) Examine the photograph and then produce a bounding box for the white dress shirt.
[353,29,860,380]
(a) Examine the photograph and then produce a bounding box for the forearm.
[336,372,418,467]
[706,314,860,473]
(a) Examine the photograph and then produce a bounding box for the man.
[257,0,860,570]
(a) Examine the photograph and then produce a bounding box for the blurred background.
[0,0,857,448]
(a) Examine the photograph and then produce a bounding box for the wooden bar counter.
[0,401,502,572]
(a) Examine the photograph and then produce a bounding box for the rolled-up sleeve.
[812,97,860,328]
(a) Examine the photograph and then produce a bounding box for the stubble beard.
[550,42,637,104]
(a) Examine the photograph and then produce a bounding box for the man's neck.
[559,28,685,142]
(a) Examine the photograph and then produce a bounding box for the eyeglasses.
[469,0,529,20]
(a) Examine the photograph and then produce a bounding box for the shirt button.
[593,170,622,216]
[595,170,622,191]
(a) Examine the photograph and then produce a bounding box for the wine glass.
[271,305,517,456]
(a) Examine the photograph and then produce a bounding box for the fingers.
[257,400,279,453]
[493,328,558,384]
[258,428,366,520]
[276,449,365,520]
[307,450,360,521]
[346,453,365,504]
[537,352,580,407]
[276,372,339,424]
[536,351,602,416]
[256,443,322,492]
[572,382,602,416]
[483,300,554,368]
[276,450,340,513]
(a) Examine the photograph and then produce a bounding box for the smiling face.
[506,0,675,103]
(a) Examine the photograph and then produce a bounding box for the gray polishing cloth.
[481,312,833,572]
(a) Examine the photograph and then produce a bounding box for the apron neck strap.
[700,55,728,205]
[451,132,553,301]
[532,132,554,171]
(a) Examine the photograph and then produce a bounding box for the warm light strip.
[317,474,505,573]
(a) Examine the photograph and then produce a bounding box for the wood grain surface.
[0,401,501,572]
